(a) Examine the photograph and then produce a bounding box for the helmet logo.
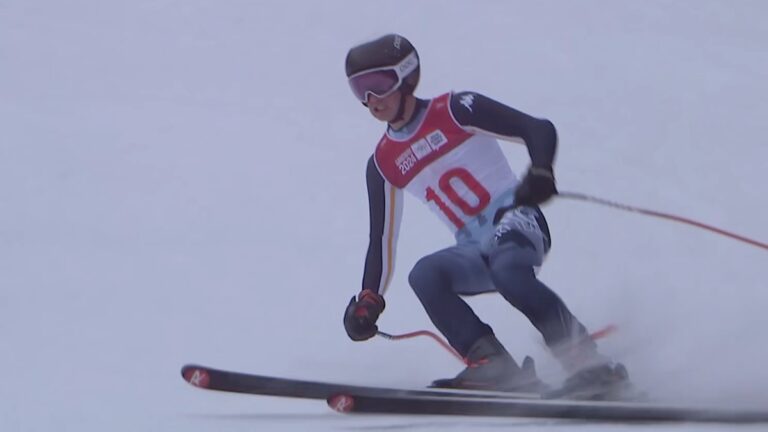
[397,51,418,75]
[393,35,402,49]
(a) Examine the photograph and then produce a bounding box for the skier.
[342,33,628,395]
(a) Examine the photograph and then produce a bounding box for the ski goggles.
[347,51,418,103]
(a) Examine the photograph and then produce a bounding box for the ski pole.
[377,325,617,365]
[557,191,768,251]
[377,330,467,365]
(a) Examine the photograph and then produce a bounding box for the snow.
[1,0,767,430]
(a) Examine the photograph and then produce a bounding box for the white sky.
[1,1,767,431]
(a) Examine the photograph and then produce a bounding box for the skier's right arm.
[344,156,403,342]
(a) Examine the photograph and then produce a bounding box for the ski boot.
[548,337,640,401]
[430,334,549,393]
[547,362,638,400]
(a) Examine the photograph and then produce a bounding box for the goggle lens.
[348,69,400,102]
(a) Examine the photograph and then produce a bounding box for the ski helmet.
[345,34,420,102]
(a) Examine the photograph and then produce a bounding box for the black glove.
[493,167,558,224]
[514,166,558,207]
[343,289,385,341]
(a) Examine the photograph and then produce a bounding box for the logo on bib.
[410,139,432,159]
[395,148,418,174]
[426,130,448,151]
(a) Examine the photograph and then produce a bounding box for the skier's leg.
[489,207,633,398]
[409,245,547,391]
[407,245,495,357]
[487,206,608,372]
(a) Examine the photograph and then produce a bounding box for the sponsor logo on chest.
[394,129,449,174]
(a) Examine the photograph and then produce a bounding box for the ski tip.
[181,365,211,389]
[327,393,355,414]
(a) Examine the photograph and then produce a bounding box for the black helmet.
[345,34,420,96]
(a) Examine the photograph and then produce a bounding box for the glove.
[343,289,385,341]
[493,166,558,224]
[513,166,558,207]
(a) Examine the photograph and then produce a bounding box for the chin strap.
[390,91,409,124]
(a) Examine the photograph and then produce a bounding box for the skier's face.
[366,90,402,123]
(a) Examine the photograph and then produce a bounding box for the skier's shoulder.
[408,91,478,125]
[446,90,500,122]
[366,153,386,183]
[366,152,378,173]
[447,91,552,134]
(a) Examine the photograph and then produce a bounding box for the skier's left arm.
[344,156,403,342]
[450,91,558,209]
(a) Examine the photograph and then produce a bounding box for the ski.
[327,392,768,423]
[181,364,537,401]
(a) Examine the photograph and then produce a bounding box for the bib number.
[425,168,490,229]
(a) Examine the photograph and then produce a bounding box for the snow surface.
[2,0,767,431]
